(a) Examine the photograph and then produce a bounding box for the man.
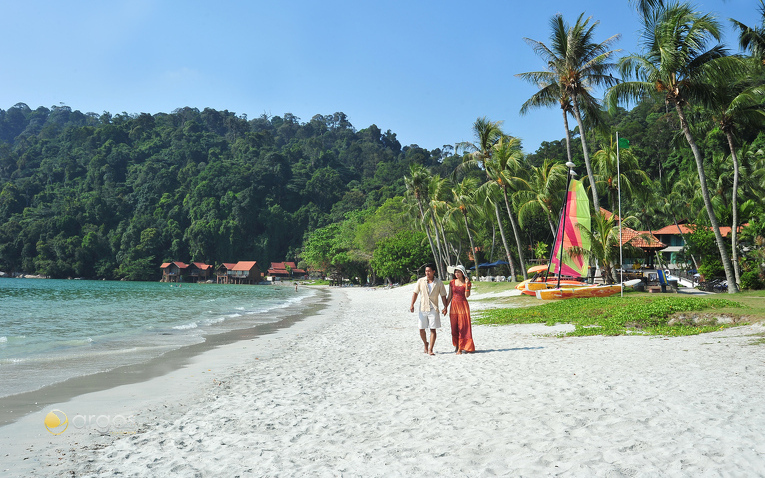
[410,264,449,355]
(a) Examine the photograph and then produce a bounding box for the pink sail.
[550,179,591,278]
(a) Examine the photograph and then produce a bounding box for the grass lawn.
[472,282,765,337]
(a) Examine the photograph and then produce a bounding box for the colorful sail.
[550,179,591,277]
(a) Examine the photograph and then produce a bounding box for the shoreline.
[0,286,330,427]
[3,285,765,476]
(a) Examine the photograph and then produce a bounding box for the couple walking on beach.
[409,263,475,355]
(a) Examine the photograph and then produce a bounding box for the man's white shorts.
[418,309,441,330]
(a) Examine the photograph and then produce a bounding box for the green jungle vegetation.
[2,1,765,290]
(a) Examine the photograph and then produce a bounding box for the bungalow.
[267,261,307,279]
[215,263,238,284]
[187,262,213,283]
[160,262,188,283]
[230,261,261,284]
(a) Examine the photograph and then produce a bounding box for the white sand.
[3,285,765,476]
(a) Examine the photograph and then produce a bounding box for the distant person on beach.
[410,264,449,356]
[445,265,475,354]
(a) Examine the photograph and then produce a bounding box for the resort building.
[160,262,188,283]
[187,262,214,283]
[229,261,261,284]
[267,262,307,280]
[161,261,261,284]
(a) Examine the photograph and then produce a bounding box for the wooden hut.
[215,263,238,284]
[187,262,213,283]
[160,262,188,283]
[230,261,261,284]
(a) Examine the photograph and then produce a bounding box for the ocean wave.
[0,336,6,343]
[0,345,172,365]
[172,322,198,330]
[202,317,225,326]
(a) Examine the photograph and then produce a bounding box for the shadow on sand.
[472,346,544,353]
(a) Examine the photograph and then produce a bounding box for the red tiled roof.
[621,228,665,249]
[191,262,213,271]
[160,262,171,269]
[652,223,747,237]
[232,261,258,271]
[161,261,188,269]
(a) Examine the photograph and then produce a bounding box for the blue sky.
[0,1,756,153]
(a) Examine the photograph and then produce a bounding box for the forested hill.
[0,103,450,280]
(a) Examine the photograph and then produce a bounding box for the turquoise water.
[0,279,311,397]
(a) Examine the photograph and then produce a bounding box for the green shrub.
[740,270,764,290]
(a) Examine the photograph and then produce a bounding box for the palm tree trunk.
[462,212,477,274]
[562,109,573,163]
[437,219,452,272]
[416,200,442,279]
[570,96,600,211]
[428,212,447,279]
[726,133,742,287]
[501,186,528,279]
[490,224,496,263]
[675,103,737,293]
[493,202,517,279]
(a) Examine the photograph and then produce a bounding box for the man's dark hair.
[424,263,436,271]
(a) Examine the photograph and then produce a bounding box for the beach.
[2,284,765,476]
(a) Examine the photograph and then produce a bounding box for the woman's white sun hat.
[453,265,468,279]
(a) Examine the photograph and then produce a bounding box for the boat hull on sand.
[519,279,585,296]
[535,280,642,300]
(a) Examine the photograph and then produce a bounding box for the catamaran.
[534,162,639,300]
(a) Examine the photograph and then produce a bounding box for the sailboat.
[534,162,640,300]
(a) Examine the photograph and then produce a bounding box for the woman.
[443,265,475,354]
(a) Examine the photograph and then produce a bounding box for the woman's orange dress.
[449,280,475,352]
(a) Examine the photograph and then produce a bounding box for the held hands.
[442,307,448,315]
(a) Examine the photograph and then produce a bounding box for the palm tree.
[517,13,621,211]
[476,182,518,279]
[426,175,453,277]
[702,62,765,287]
[447,177,481,272]
[485,137,529,279]
[514,158,569,237]
[592,135,650,211]
[404,164,444,278]
[458,117,519,279]
[731,0,765,64]
[630,0,666,19]
[606,3,740,293]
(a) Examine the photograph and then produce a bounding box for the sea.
[0,278,313,399]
